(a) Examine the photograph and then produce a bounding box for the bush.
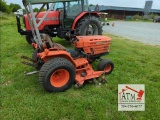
[0,12,15,19]
[132,15,143,20]
[0,12,9,20]
[149,13,158,19]
[0,12,16,27]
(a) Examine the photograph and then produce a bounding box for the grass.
[124,19,153,22]
[1,15,160,120]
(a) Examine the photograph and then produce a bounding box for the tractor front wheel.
[39,58,75,92]
[76,16,102,35]
[98,59,114,75]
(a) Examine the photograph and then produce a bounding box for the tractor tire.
[76,16,102,35]
[39,57,75,92]
[25,35,33,44]
[98,59,114,75]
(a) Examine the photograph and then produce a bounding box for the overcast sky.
[5,0,160,9]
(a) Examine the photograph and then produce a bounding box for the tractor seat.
[41,34,66,50]
[67,49,82,59]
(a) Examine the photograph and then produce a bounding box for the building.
[90,5,160,19]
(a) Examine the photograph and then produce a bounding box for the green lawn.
[1,15,160,120]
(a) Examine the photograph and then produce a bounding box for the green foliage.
[0,13,15,26]
[0,0,21,13]
[89,4,94,6]
[33,7,39,12]
[149,13,159,19]
[22,9,27,14]
[9,3,21,12]
[0,0,11,13]
[132,14,143,20]
[0,12,14,19]
[0,12,9,20]
[107,18,116,22]
[124,15,152,22]
[33,7,46,12]
[131,15,152,22]
[41,8,46,11]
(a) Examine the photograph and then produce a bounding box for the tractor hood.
[24,11,59,31]
[74,36,112,55]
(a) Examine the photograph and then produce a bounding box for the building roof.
[90,5,160,13]
[23,0,77,5]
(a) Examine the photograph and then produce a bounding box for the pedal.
[21,55,35,62]
[22,61,35,67]
[24,71,39,76]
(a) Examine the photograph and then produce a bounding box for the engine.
[73,36,112,55]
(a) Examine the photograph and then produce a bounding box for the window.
[66,1,82,17]
[53,3,63,11]
[84,0,89,11]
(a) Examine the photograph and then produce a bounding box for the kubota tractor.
[20,0,114,92]
[17,0,103,44]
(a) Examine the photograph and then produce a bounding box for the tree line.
[0,0,21,13]
[0,0,45,14]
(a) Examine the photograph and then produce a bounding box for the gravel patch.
[103,21,160,45]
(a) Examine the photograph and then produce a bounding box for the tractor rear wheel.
[39,57,75,92]
[76,16,102,35]
[25,35,33,44]
[98,59,114,75]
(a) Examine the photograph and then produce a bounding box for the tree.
[33,7,46,12]
[89,4,94,7]
[33,8,39,12]
[0,0,11,13]
[9,3,21,12]
[41,8,46,12]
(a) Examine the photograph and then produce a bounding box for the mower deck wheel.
[98,59,114,75]
[39,57,75,92]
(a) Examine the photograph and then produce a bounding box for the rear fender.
[71,12,100,30]
[38,50,76,67]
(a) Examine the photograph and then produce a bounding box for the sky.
[5,0,160,9]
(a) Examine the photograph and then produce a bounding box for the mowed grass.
[1,16,160,120]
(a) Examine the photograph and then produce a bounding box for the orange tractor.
[17,0,103,44]
[21,0,114,92]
